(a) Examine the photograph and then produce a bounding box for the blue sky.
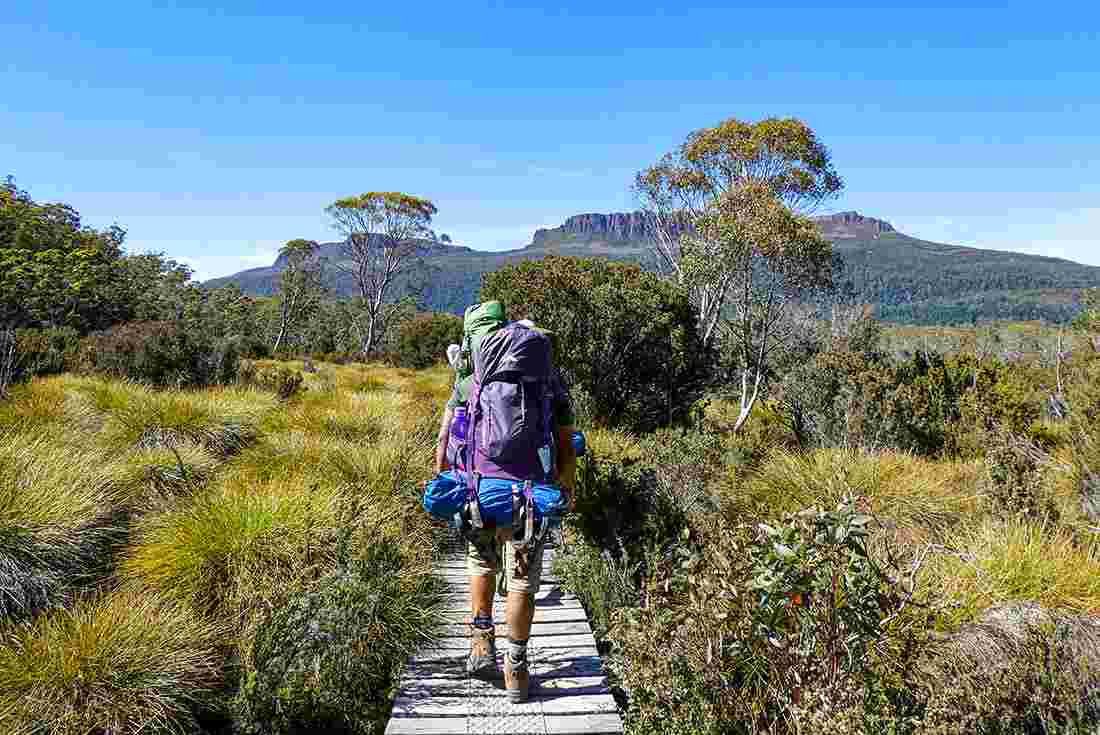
[3,0,1098,280]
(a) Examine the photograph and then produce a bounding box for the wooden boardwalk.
[385,535,624,734]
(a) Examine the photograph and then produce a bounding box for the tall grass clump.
[740,449,983,537]
[0,435,126,622]
[111,442,221,508]
[123,467,436,636]
[0,380,70,436]
[76,380,273,456]
[261,388,393,444]
[927,518,1100,626]
[121,479,343,623]
[0,591,224,735]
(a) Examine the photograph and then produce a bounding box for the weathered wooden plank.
[395,679,470,697]
[541,694,619,715]
[385,717,467,734]
[468,714,544,734]
[439,575,563,587]
[464,675,610,699]
[390,695,469,717]
[441,607,588,624]
[441,599,583,612]
[402,653,605,683]
[440,621,593,637]
[528,657,606,678]
[545,713,624,734]
[530,676,610,696]
[412,644,599,664]
[442,590,578,604]
[430,633,597,651]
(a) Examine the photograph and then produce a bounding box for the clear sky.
[3,1,1098,280]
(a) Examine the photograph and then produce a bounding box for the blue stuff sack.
[476,478,568,528]
[572,430,587,457]
[422,470,467,521]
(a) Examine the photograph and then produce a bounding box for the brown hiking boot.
[504,651,530,703]
[467,625,497,678]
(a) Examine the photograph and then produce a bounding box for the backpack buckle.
[512,480,546,551]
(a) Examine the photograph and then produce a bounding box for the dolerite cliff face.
[561,212,653,240]
[530,211,699,247]
[532,212,654,245]
[814,211,896,239]
[529,210,899,246]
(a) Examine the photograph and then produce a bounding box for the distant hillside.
[205,211,1100,325]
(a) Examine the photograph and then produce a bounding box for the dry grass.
[0,361,446,733]
[739,448,985,536]
[0,590,224,735]
[0,434,127,621]
[926,518,1100,626]
[585,427,646,464]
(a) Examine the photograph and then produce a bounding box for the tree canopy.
[636,117,841,430]
[325,192,438,355]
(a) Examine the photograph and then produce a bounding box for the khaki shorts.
[466,527,544,595]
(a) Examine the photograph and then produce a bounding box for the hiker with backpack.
[426,301,577,703]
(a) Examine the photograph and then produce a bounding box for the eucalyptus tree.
[325,192,437,355]
[636,117,842,430]
[272,239,325,354]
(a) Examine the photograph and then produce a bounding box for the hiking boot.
[467,625,497,678]
[504,651,530,703]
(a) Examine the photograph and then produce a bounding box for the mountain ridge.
[205,211,1100,324]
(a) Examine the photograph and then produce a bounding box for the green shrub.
[553,535,639,638]
[782,350,1041,458]
[390,312,463,369]
[481,255,709,432]
[234,544,442,735]
[81,320,240,387]
[609,497,924,734]
[14,326,81,378]
[1064,352,1100,523]
[983,430,1060,522]
[571,432,716,568]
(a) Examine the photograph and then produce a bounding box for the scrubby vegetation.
[552,303,1100,734]
[0,362,451,734]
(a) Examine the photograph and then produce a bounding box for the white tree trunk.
[732,366,764,433]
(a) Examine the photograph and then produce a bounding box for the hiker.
[431,303,577,703]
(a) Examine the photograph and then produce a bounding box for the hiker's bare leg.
[503,539,537,702]
[507,589,534,640]
[470,572,495,621]
[466,544,499,677]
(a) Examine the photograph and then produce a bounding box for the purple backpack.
[466,323,557,491]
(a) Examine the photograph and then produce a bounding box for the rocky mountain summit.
[534,212,654,243]
[814,211,897,239]
[529,210,898,245]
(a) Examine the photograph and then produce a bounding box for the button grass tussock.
[0,590,225,735]
[0,361,446,734]
[0,434,128,622]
